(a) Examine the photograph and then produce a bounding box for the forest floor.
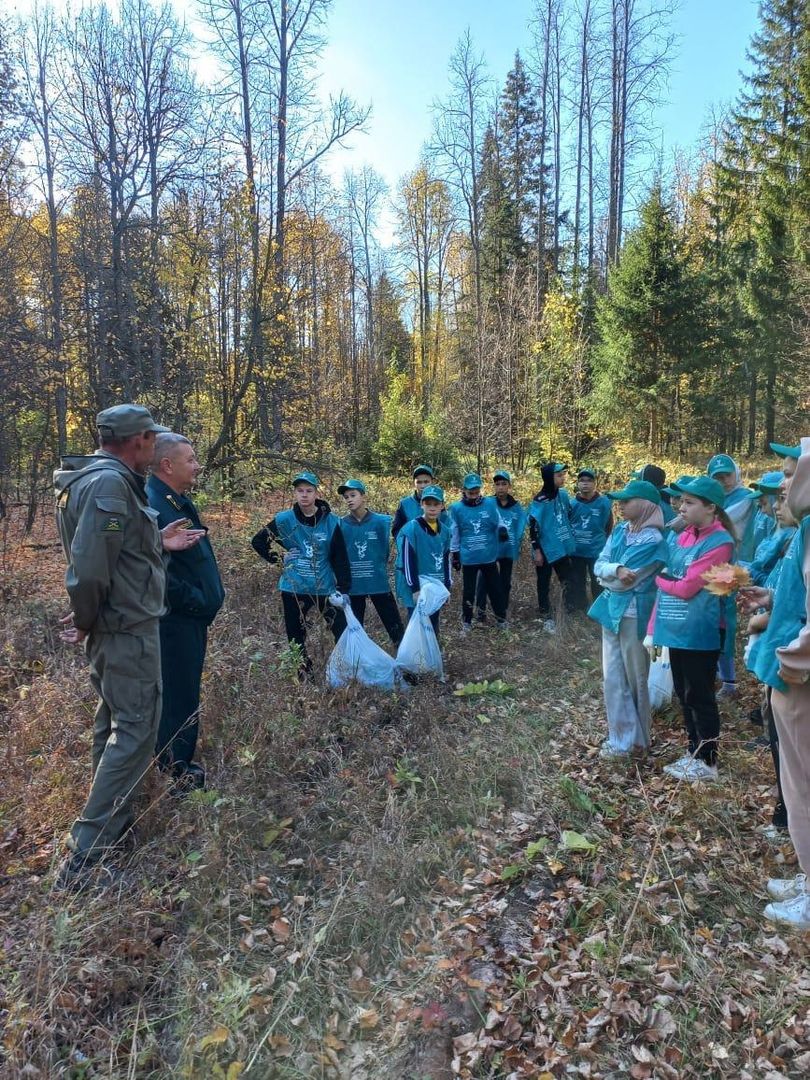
[2,495,809,1080]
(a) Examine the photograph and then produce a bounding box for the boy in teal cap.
[392,465,444,613]
[475,470,526,621]
[251,472,350,674]
[400,484,452,633]
[449,473,508,632]
[338,479,403,644]
[569,468,613,611]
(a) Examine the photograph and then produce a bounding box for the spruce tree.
[590,184,698,451]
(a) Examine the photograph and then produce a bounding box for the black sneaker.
[749,706,764,728]
[169,761,206,796]
[743,734,770,750]
[54,853,119,892]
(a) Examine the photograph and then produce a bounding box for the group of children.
[588,441,810,929]
[250,445,810,929]
[250,462,622,665]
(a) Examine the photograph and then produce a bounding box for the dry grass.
[1,492,809,1079]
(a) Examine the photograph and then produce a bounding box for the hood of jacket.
[53,451,146,499]
[496,493,519,509]
[534,462,559,502]
[787,444,810,522]
[293,497,333,524]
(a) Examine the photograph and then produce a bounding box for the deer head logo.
[302,541,314,559]
[432,552,444,572]
[472,519,482,534]
[355,539,368,559]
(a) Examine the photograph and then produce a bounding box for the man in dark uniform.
[147,433,224,790]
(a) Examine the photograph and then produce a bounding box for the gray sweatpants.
[601,617,652,752]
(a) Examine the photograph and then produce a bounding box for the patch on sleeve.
[101,517,123,533]
[166,494,183,511]
[57,489,70,510]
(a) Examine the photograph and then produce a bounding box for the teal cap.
[679,475,726,508]
[554,462,568,473]
[707,453,736,477]
[746,470,784,498]
[413,464,435,479]
[770,442,802,460]
[607,480,661,504]
[96,403,169,438]
[463,472,483,490]
[662,474,695,497]
[291,471,319,487]
[338,478,366,495]
[420,484,445,503]
[493,469,512,483]
[577,468,596,480]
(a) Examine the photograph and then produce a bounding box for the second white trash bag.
[326,595,399,690]
[648,647,673,711]
[395,577,450,679]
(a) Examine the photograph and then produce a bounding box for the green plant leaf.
[560,830,596,852]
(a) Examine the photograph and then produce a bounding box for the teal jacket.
[570,493,613,559]
[339,511,393,596]
[588,522,668,638]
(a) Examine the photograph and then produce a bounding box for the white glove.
[643,634,654,649]
[329,592,347,608]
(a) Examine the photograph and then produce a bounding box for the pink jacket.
[647,520,734,635]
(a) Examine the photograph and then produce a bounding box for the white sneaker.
[662,754,692,775]
[497,620,509,632]
[542,619,557,634]
[716,683,738,700]
[664,757,718,782]
[764,890,810,929]
[460,622,472,636]
[599,742,630,759]
[767,873,807,901]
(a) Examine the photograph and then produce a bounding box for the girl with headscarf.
[589,481,669,758]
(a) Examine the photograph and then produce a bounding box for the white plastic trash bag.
[648,646,673,711]
[395,578,449,679]
[326,595,399,690]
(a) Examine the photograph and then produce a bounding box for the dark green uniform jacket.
[54,453,166,634]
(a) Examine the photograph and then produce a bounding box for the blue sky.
[318,0,762,202]
[8,0,763,240]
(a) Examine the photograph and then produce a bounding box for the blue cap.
[680,475,726,508]
[577,468,596,480]
[707,453,736,477]
[338,478,366,495]
[493,469,512,483]
[292,471,319,487]
[770,442,802,460]
[746,470,784,498]
[463,472,483,490]
[413,464,434,479]
[420,484,445,503]
[554,462,568,473]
